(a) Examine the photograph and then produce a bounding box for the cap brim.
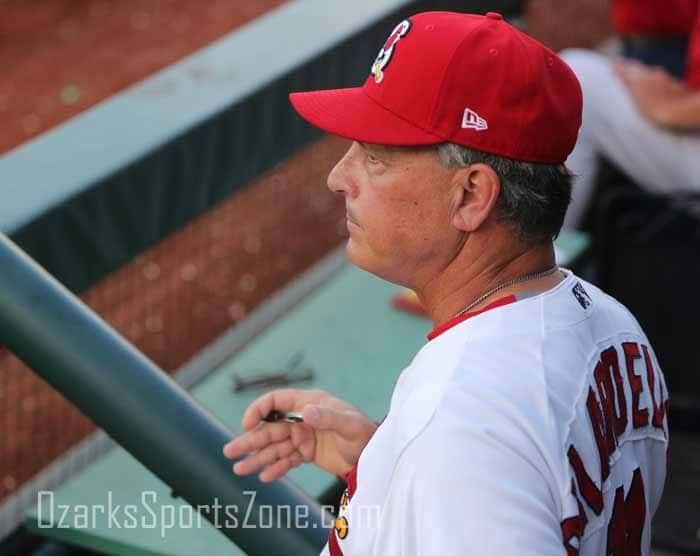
[289,87,444,146]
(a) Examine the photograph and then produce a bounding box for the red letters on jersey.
[623,342,649,429]
[561,342,667,554]
[561,481,589,556]
[607,468,646,555]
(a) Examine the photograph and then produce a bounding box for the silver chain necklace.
[454,265,560,318]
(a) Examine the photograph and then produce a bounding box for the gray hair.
[436,143,572,242]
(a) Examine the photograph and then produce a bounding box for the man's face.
[327,142,464,287]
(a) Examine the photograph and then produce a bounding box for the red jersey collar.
[427,295,517,341]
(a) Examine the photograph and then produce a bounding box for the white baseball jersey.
[322,270,668,555]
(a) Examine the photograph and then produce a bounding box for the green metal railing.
[0,233,331,555]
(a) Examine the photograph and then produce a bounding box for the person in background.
[613,0,699,77]
[561,8,700,230]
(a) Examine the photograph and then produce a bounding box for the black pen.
[262,410,304,423]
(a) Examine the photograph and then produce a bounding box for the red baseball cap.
[289,11,582,164]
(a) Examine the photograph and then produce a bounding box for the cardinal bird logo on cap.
[371,19,411,83]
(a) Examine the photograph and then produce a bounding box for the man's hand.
[613,60,700,129]
[222,389,378,482]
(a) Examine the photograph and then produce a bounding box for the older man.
[224,12,668,555]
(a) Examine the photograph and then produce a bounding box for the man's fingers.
[614,61,638,84]
[240,390,291,431]
[240,389,320,431]
[232,438,297,476]
[614,59,648,81]
[612,61,628,80]
[259,451,305,483]
[223,422,290,459]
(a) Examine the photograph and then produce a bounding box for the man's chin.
[344,239,363,266]
[345,242,397,284]
[345,241,374,273]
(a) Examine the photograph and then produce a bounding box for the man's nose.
[327,150,358,199]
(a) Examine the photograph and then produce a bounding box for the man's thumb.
[302,405,363,438]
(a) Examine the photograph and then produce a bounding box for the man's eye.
[367,153,380,164]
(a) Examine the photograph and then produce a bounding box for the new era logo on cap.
[461,108,488,131]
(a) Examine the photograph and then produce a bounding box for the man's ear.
[451,163,501,232]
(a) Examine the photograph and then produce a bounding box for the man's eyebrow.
[359,142,435,160]
[358,142,389,156]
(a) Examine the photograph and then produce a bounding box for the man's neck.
[416,235,562,328]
